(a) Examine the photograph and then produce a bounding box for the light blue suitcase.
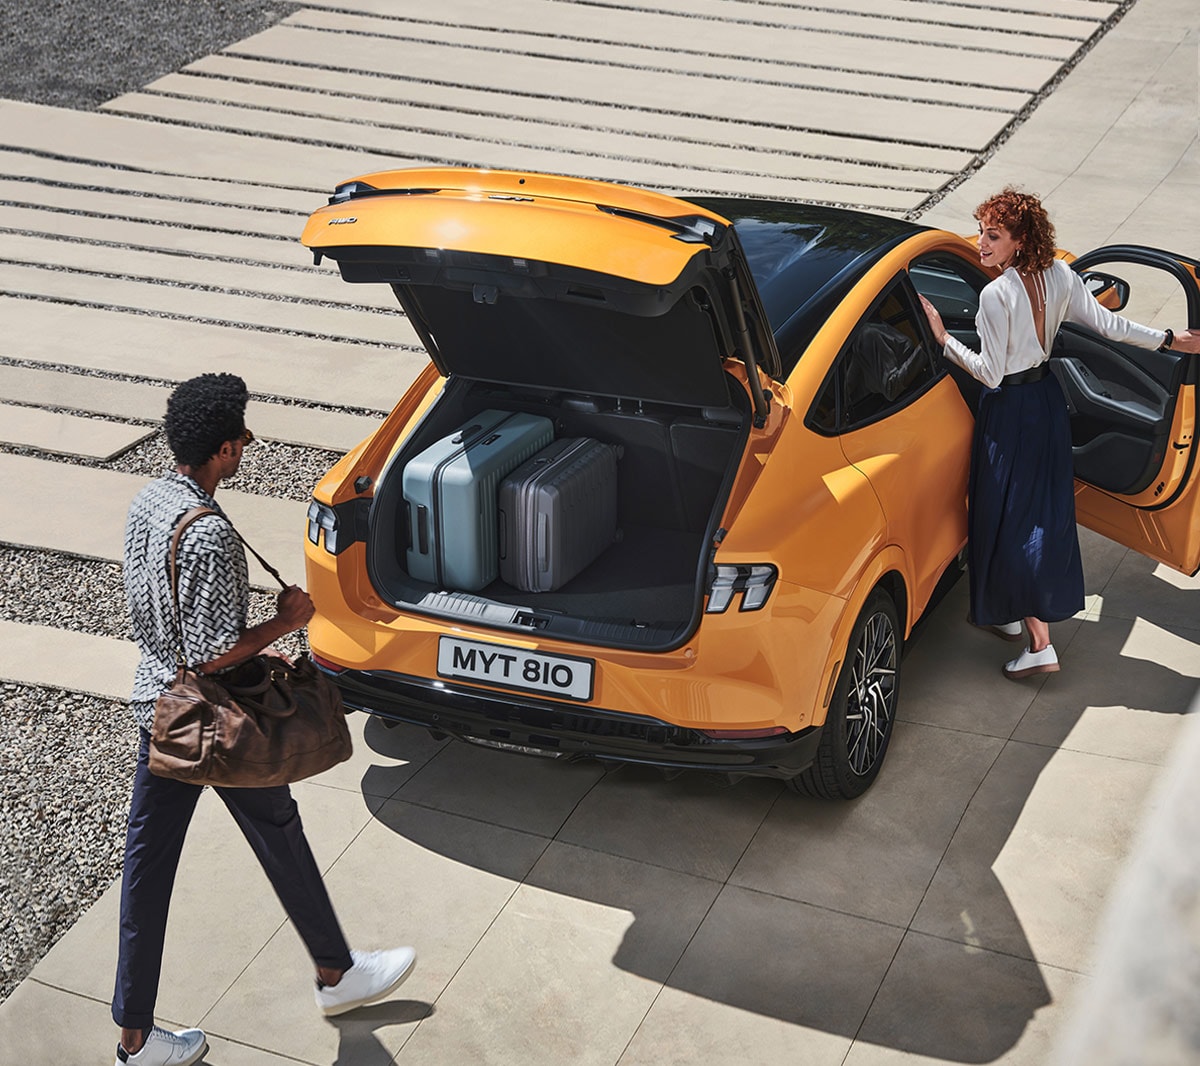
[402,410,554,590]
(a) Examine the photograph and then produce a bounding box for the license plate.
[437,637,594,701]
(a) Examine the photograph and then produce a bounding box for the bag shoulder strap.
[165,505,288,667]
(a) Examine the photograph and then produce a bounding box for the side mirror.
[1081,270,1131,312]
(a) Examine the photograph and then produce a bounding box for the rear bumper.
[324,665,821,779]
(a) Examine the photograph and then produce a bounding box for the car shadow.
[351,547,1199,1063]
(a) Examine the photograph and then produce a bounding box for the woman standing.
[920,188,1199,679]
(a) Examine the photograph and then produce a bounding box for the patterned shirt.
[124,472,249,729]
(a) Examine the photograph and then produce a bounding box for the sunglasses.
[238,427,255,446]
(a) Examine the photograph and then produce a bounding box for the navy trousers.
[112,730,353,1029]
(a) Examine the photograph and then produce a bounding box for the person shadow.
[349,530,1199,1063]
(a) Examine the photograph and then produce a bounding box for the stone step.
[286,7,1035,112]
[0,621,139,702]
[0,261,417,347]
[0,366,385,451]
[0,403,154,460]
[141,73,952,193]
[266,4,1064,91]
[0,100,404,190]
[103,92,928,211]
[197,23,1018,153]
[188,54,974,175]
[0,453,311,587]
[0,228,395,311]
[0,175,306,240]
[0,145,321,213]
[0,201,323,273]
[0,297,426,412]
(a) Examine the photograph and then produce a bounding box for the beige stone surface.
[0,365,384,451]
[0,402,152,459]
[0,453,308,585]
[0,621,138,699]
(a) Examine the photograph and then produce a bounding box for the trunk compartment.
[366,376,750,651]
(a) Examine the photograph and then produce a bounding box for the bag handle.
[166,505,289,668]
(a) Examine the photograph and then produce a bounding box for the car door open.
[1055,245,1200,575]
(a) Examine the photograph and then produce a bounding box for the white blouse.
[943,259,1166,390]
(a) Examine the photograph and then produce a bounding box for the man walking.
[115,373,414,1066]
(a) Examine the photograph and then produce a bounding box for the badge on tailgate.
[437,636,595,701]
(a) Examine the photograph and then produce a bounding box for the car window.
[909,254,988,337]
[809,281,937,433]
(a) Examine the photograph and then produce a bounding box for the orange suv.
[301,168,1200,798]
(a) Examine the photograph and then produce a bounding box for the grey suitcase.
[403,410,554,590]
[497,437,620,592]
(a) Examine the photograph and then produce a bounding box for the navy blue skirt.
[968,371,1084,626]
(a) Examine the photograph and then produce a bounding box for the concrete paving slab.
[846,932,1084,1065]
[0,299,418,412]
[188,54,975,175]
[0,99,406,193]
[0,365,385,451]
[0,175,306,239]
[1094,550,1200,632]
[729,720,1004,927]
[0,263,413,346]
[557,763,780,881]
[209,23,1013,153]
[142,73,950,195]
[307,713,448,801]
[0,144,322,213]
[911,740,1164,973]
[29,779,381,1020]
[898,579,1083,738]
[203,798,550,1063]
[1011,614,1199,762]
[394,738,606,837]
[393,840,720,1066]
[0,229,393,310]
[0,200,326,272]
[270,4,1068,92]
[105,91,929,210]
[288,7,1034,113]
[620,883,903,1066]
[0,402,153,459]
[0,453,308,586]
[568,0,1089,54]
[0,621,138,699]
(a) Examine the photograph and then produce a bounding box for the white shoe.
[1004,644,1059,680]
[986,621,1025,642]
[315,947,417,1016]
[115,1025,207,1066]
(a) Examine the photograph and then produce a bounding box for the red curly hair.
[974,187,1056,272]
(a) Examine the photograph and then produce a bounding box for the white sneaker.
[986,621,1025,642]
[315,947,417,1016]
[115,1025,207,1066]
[1004,644,1059,680]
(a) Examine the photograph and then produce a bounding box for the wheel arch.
[810,549,910,729]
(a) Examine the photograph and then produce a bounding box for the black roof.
[685,197,924,374]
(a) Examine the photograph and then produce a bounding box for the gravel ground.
[0,683,137,1003]
[0,0,296,111]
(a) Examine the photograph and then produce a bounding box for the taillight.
[705,564,777,613]
[310,652,345,674]
[307,497,369,555]
[699,726,788,739]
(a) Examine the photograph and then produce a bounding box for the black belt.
[1001,363,1049,386]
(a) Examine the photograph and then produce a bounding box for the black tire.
[789,588,900,800]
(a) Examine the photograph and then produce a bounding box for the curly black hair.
[164,373,249,467]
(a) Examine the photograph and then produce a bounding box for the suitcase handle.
[416,505,429,555]
[537,513,549,573]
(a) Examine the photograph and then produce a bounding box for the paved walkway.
[1,0,1198,1062]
